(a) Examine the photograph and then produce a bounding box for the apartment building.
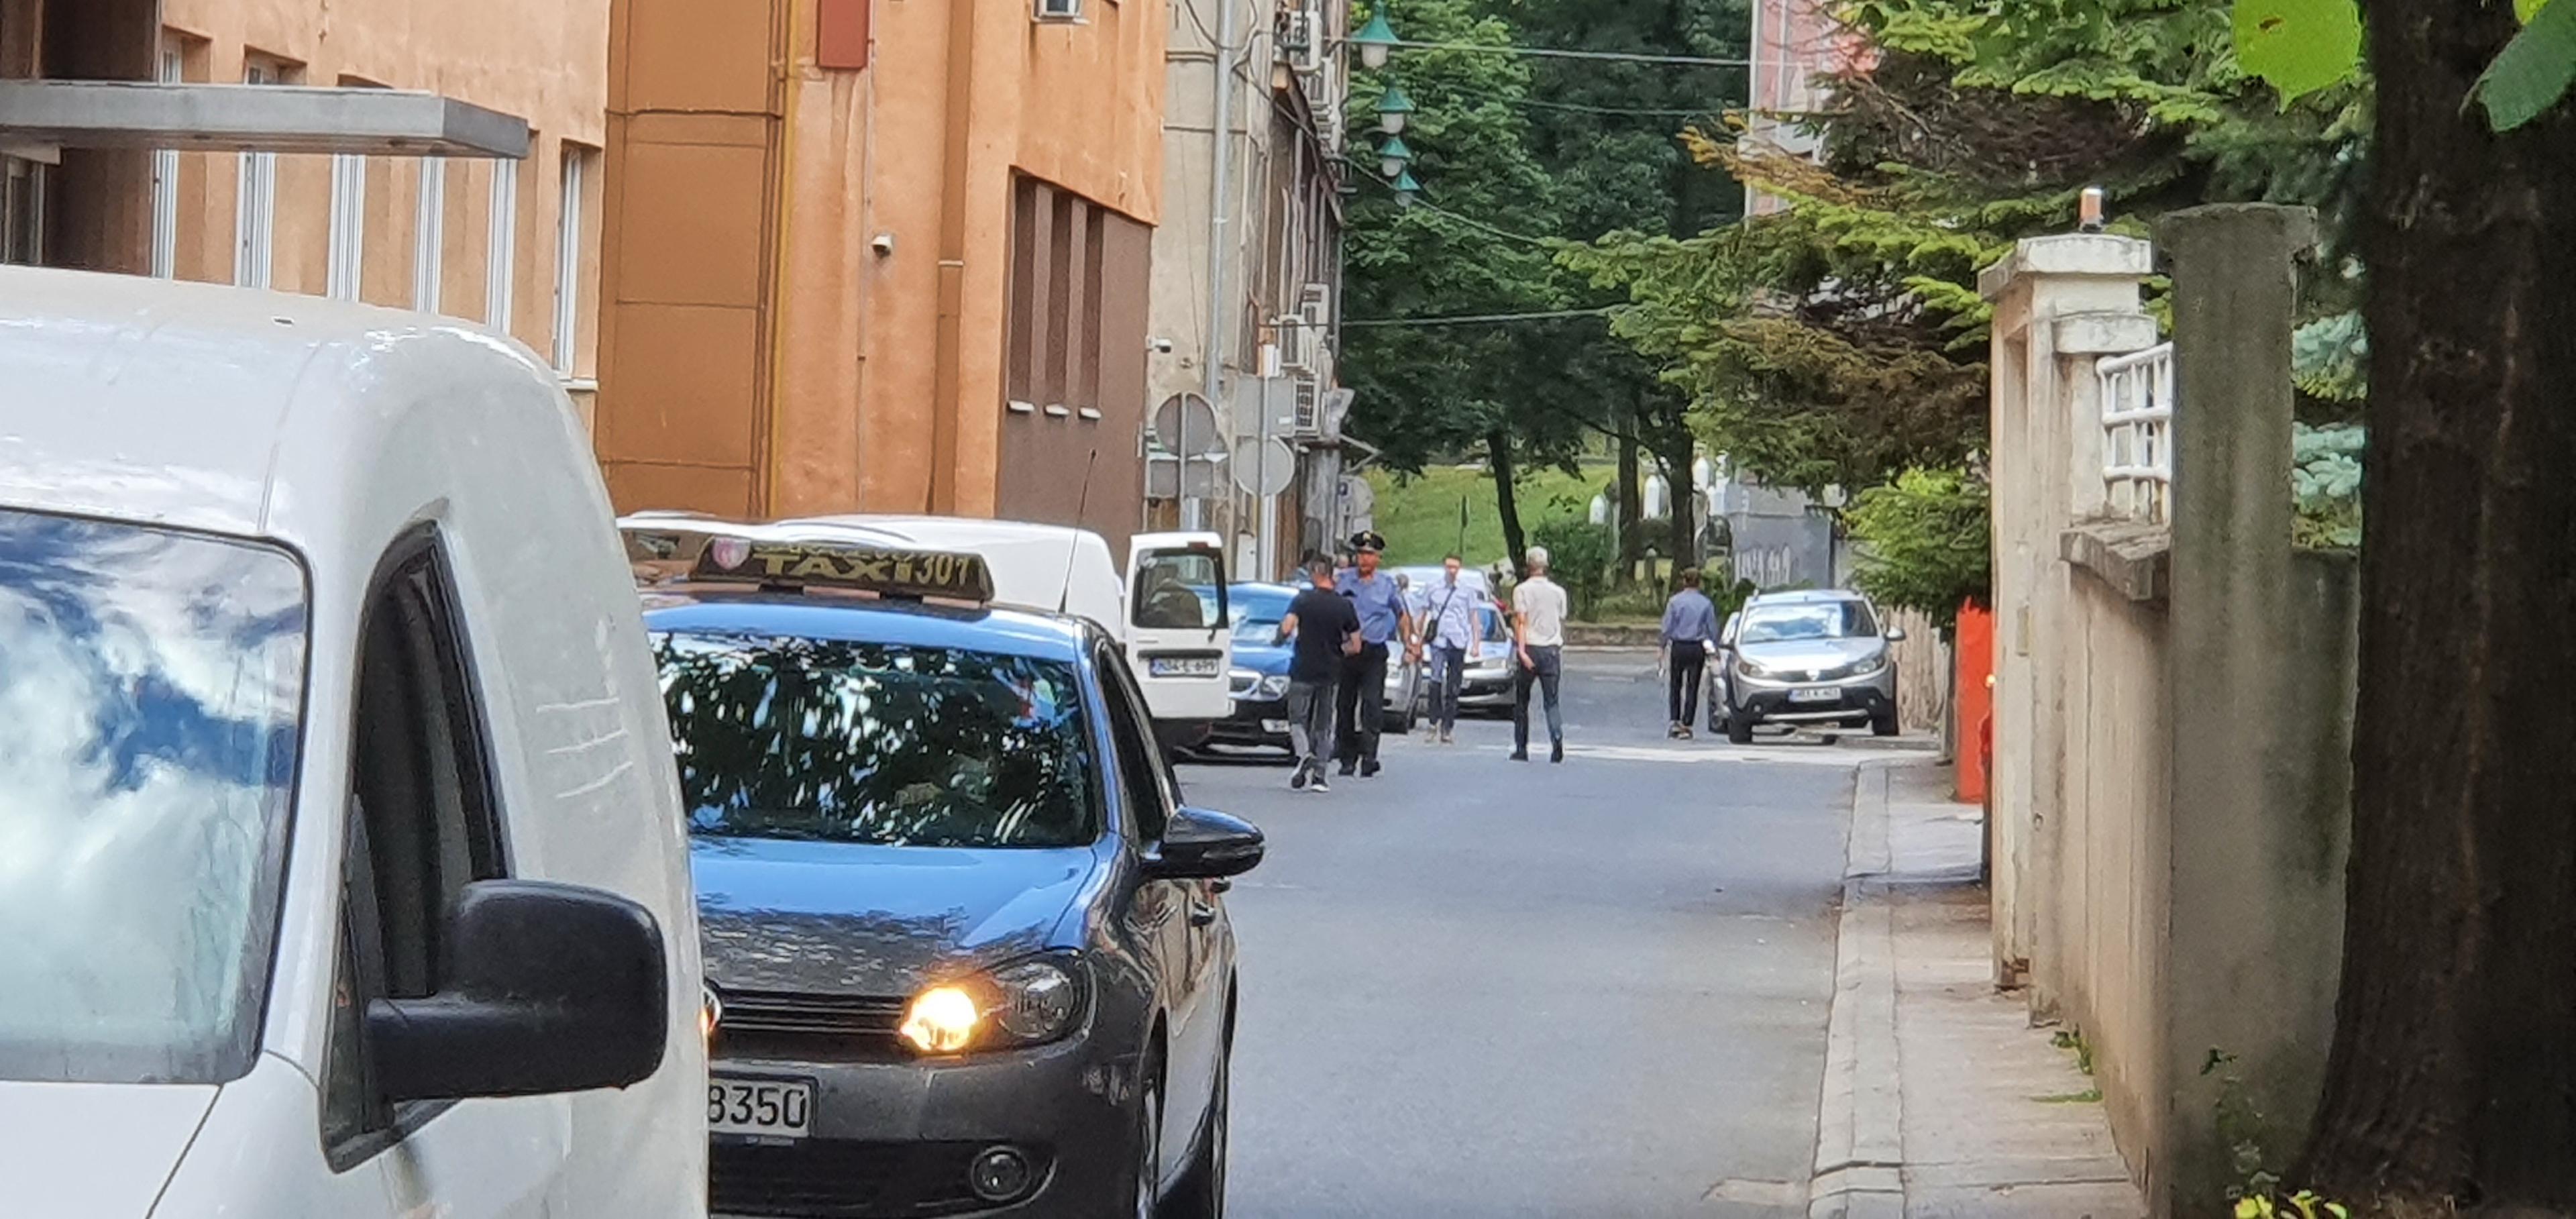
[1148,0,1348,577]
[1743,0,1872,216]
[0,0,608,416]
[595,0,1165,548]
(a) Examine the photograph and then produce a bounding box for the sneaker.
[1509,749,1529,761]
[1550,740,1564,763]
[1438,729,1454,745]
[1678,725,1695,741]
[1290,765,1311,792]
[1337,763,1356,778]
[1668,722,1684,739]
[1361,759,1381,778]
[1311,774,1332,793]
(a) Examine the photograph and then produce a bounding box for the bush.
[1529,517,1615,619]
[1844,467,1990,632]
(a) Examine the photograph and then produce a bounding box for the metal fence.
[2096,341,2174,523]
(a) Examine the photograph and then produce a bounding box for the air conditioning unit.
[1289,375,1322,437]
[1034,0,1083,23]
[1275,0,1324,72]
[1297,282,1332,331]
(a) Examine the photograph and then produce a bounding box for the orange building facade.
[597,0,1164,545]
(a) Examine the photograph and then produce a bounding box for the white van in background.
[619,513,1234,738]
[0,266,704,1219]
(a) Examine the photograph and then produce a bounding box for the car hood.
[1734,637,1886,674]
[0,1080,215,1217]
[1232,639,1291,674]
[693,838,1097,996]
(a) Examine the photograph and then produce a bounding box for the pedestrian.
[1511,545,1570,763]
[1277,555,1360,792]
[1660,568,1721,738]
[1332,531,1419,778]
[1419,553,1480,744]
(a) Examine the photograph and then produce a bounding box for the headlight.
[1817,654,1888,682]
[702,984,722,1047]
[1257,674,1290,698]
[899,955,1089,1055]
[1228,667,1259,689]
[1734,657,1772,679]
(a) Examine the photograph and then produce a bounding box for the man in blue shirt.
[1333,531,1419,778]
[1660,568,1723,738]
[1418,553,1481,744]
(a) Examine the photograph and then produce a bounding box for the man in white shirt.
[1511,545,1571,763]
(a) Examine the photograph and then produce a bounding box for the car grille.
[713,989,909,1060]
[710,1139,1049,1218]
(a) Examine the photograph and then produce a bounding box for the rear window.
[1134,551,1222,629]
[0,509,307,1085]
[653,633,1101,848]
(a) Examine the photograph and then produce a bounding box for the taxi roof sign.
[698,537,994,603]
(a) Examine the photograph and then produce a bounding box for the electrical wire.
[1387,38,1752,67]
[1342,306,1617,327]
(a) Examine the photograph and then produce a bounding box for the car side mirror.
[1148,806,1267,880]
[366,880,669,1102]
[1884,627,1909,643]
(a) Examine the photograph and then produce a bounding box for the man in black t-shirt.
[1277,555,1360,792]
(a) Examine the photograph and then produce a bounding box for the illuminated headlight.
[701,984,722,1047]
[900,955,1089,1055]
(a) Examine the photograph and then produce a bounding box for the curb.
[1811,760,1905,1219]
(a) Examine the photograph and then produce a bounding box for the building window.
[1,156,45,267]
[486,159,518,333]
[234,60,281,289]
[151,46,182,279]
[551,147,590,374]
[413,158,445,313]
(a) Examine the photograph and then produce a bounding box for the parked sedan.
[1207,582,1298,756]
[1711,589,1906,743]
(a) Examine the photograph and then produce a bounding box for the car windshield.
[653,633,1100,848]
[1228,588,1293,643]
[0,509,307,1085]
[1737,600,1880,644]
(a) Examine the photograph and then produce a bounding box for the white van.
[0,267,705,1219]
[722,515,1236,731]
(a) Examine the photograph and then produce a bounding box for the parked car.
[1711,589,1907,743]
[628,530,1265,1218]
[1208,582,1299,756]
[0,266,705,1219]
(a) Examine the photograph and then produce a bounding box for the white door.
[1126,534,1232,723]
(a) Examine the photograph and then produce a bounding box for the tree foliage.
[1843,467,1990,630]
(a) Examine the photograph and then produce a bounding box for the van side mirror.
[1885,627,1909,643]
[1147,806,1267,880]
[368,880,668,1102]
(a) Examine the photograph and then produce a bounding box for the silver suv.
[1713,590,1905,743]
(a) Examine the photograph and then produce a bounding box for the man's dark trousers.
[1336,640,1391,770]
[1669,645,1707,725]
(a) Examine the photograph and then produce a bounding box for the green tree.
[1843,467,1989,631]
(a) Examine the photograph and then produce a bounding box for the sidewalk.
[1809,762,2145,1219]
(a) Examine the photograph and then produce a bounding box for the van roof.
[0,265,566,545]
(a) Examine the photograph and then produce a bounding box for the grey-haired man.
[1511,545,1570,763]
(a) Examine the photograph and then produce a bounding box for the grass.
[1366,463,1609,568]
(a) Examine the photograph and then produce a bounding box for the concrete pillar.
[2153,203,2332,1214]
[1976,234,2155,992]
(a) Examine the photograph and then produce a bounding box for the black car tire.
[1388,668,1418,734]
[1130,1056,1165,1219]
[1163,1045,1229,1219]
[1725,708,1756,745]
[1871,707,1900,737]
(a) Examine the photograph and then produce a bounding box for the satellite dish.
[1150,392,1226,457]
[1230,436,1297,496]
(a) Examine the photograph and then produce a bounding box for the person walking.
[1277,556,1360,792]
[1511,545,1570,763]
[1660,568,1721,738]
[1332,531,1418,778]
[1418,553,1479,744]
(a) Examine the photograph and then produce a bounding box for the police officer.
[1334,531,1418,778]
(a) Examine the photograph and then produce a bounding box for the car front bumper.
[709,1035,1140,1218]
[1726,674,1896,727]
[1207,692,1292,748]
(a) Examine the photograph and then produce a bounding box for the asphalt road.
[1177,649,1886,1219]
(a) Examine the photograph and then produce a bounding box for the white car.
[0,267,705,1219]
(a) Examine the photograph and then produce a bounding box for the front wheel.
[1725,708,1756,745]
[1871,708,1900,737]
[1129,1066,1165,1219]
[1164,1047,1229,1218]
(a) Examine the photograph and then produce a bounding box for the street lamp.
[1377,135,1414,179]
[1393,168,1422,205]
[1352,7,1399,70]
[1375,83,1415,136]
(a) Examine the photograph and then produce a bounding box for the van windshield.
[653,633,1102,848]
[0,510,307,1085]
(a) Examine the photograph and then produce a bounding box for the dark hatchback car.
[629,534,1265,1219]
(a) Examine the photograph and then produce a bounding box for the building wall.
[0,0,608,414]
[597,0,1165,533]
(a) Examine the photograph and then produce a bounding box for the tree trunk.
[2300,2,2576,1208]
[1650,419,1697,572]
[1617,405,1643,583]
[1487,429,1528,574]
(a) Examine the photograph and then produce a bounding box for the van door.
[1126,533,1232,726]
[330,534,566,1218]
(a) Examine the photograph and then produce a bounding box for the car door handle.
[1188,900,1220,926]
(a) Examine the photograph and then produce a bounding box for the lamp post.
[1392,168,1421,205]
[1352,6,1399,70]
[1375,83,1414,135]
[1377,135,1413,179]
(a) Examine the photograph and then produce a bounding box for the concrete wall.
[1982,207,2355,1215]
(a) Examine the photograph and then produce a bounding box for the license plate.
[1788,686,1839,703]
[710,1075,813,1139]
[1150,656,1222,678]
[1261,719,1289,733]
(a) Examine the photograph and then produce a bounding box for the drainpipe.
[1193,0,1242,532]
[929,0,977,513]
